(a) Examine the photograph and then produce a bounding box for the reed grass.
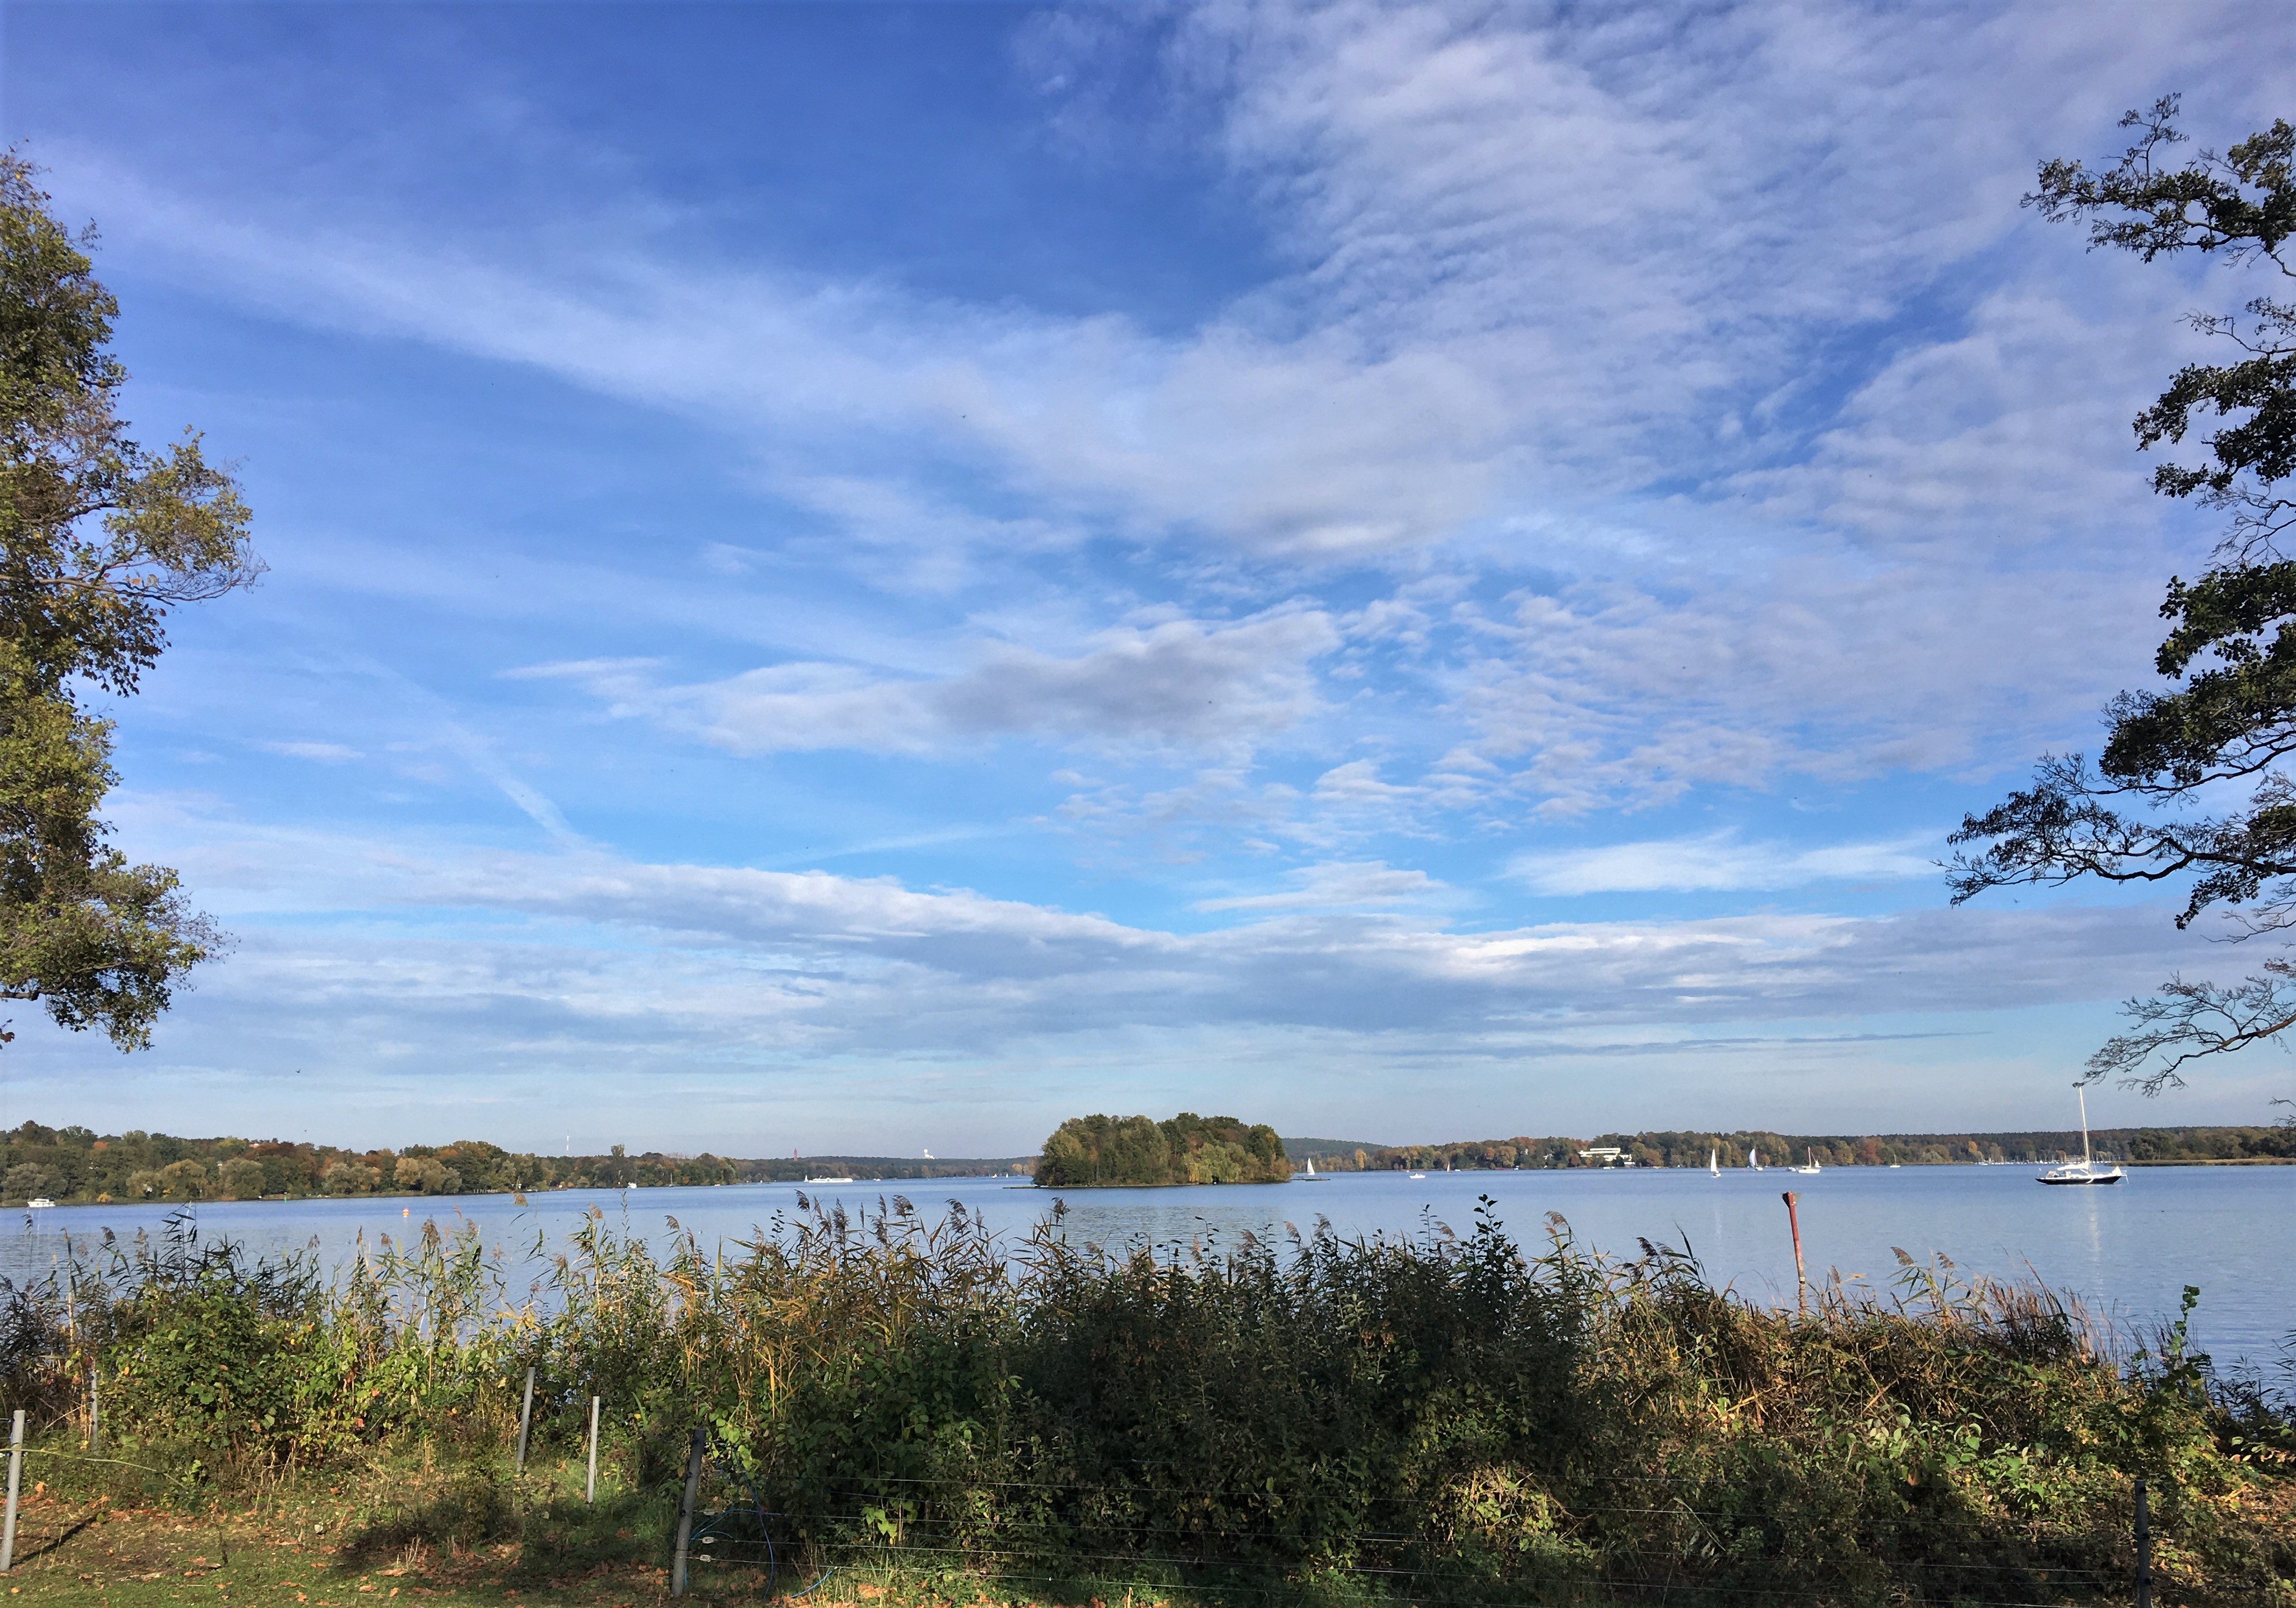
[0,1194,2287,1606]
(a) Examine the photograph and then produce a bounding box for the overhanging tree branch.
[1960,98,2296,1100]
[2086,963,2296,1094]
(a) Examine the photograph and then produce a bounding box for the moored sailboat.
[2039,1084,2124,1185]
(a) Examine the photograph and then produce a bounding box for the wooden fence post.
[671,1426,705,1597]
[1780,1191,1807,1314]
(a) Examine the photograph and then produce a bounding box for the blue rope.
[785,1567,838,1599]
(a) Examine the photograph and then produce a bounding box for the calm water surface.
[9,1164,2291,1376]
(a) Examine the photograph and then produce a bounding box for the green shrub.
[2,1197,2286,1604]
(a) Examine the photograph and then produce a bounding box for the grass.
[0,1444,785,1608]
[0,1449,1241,1608]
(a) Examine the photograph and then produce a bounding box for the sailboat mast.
[2078,1083,2092,1164]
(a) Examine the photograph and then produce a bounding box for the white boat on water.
[803,1176,858,1184]
[1747,1148,1764,1171]
[1790,1149,1821,1175]
[1300,1157,1328,1181]
[1408,1171,1427,1179]
[1707,1148,1720,1177]
[25,1197,53,1210]
[2039,1084,2124,1186]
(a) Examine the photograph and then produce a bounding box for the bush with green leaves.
[1,1199,2287,1605]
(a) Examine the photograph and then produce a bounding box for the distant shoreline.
[1023,1177,1294,1189]
[15,1153,2296,1212]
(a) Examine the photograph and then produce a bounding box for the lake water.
[8,1163,2291,1379]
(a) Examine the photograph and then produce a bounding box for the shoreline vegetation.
[1033,1113,1292,1188]
[0,1118,2288,1208]
[0,1199,2286,1606]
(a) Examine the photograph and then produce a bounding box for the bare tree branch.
[2087,961,2296,1094]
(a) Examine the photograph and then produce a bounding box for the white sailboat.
[1707,1148,1720,1177]
[1301,1156,1328,1181]
[1747,1148,1763,1171]
[2039,1084,2125,1185]
[1790,1149,1821,1175]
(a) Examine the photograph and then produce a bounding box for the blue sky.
[2,1,2291,1156]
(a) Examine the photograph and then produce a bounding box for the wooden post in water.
[670,1426,705,1598]
[514,1367,535,1472]
[0,1408,23,1573]
[2135,1476,2152,1608]
[585,1396,601,1504]
[1781,1191,1807,1314]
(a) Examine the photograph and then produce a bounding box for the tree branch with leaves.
[1950,96,2296,1098]
[0,152,259,1052]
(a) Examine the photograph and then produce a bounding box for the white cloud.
[524,609,1339,757]
[92,805,2197,1057]
[257,740,363,763]
[1194,859,1439,911]
[52,0,2287,828]
[1511,831,1937,896]
[1447,549,2167,815]
[65,0,2275,572]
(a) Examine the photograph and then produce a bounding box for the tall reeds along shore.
[4,1198,2290,1605]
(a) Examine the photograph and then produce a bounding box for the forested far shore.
[2,1118,2290,1206]
[0,1122,1032,1205]
[1282,1125,2296,1171]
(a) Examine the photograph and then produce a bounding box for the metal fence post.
[671,1425,705,1598]
[585,1396,601,1504]
[0,1408,23,1573]
[88,1368,99,1456]
[2135,1475,2152,1608]
[514,1367,535,1472]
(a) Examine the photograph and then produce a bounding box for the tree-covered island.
[1034,1111,1291,1187]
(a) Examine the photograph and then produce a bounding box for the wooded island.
[1034,1111,1291,1187]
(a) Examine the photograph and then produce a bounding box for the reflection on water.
[5,1164,2290,1373]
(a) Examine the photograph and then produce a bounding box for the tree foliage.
[0,152,258,1051]
[1950,98,2296,1094]
[1034,1111,1291,1187]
